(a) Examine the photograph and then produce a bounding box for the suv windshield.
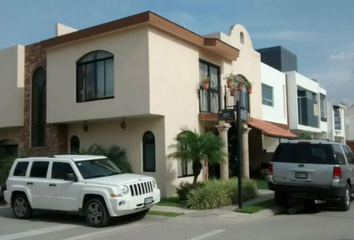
[272,143,336,164]
[75,158,123,179]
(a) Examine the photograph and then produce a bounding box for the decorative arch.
[31,67,46,147]
[143,131,156,172]
[77,50,114,102]
[235,74,250,112]
[70,135,80,153]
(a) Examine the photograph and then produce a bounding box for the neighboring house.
[257,46,328,140]
[343,104,354,150]
[248,63,296,177]
[327,102,346,143]
[0,11,267,196]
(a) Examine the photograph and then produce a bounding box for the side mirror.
[64,173,78,182]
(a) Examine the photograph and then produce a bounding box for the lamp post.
[236,89,243,209]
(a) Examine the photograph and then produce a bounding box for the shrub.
[176,181,205,203]
[79,144,132,173]
[183,178,258,210]
[0,156,16,189]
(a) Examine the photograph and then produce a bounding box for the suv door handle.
[27,182,33,185]
[49,184,57,187]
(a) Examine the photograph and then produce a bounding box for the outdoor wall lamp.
[83,122,89,132]
[120,118,126,130]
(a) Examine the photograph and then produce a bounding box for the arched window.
[70,136,80,153]
[240,32,245,44]
[143,131,156,172]
[31,67,46,147]
[77,50,114,102]
[236,75,249,112]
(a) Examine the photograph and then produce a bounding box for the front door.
[48,161,80,211]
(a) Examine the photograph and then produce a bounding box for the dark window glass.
[75,158,122,179]
[143,131,156,172]
[262,84,273,106]
[344,146,354,164]
[51,162,76,179]
[30,161,49,178]
[334,107,341,130]
[70,136,80,153]
[77,51,114,102]
[272,143,336,164]
[13,162,29,177]
[31,67,46,147]
[199,60,220,114]
[332,145,346,165]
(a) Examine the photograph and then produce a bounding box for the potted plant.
[245,82,253,94]
[224,72,235,88]
[237,81,244,92]
[201,76,210,90]
[230,87,237,97]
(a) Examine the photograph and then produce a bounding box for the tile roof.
[248,118,297,138]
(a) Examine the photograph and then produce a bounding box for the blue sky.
[1,0,354,103]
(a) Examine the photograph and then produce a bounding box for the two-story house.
[343,104,354,150]
[327,103,346,143]
[0,11,268,196]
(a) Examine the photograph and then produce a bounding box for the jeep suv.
[4,155,161,227]
[268,140,354,211]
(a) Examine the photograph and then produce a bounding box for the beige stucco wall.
[204,25,262,119]
[67,117,171,195]
[46,26,150,124]
[0,45,25,128]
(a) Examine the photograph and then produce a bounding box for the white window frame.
[262,84,274,107]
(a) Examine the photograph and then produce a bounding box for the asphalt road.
[0,201,354,240]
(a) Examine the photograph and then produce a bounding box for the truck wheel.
[275,191,289,206]
[85,198,111,227]
[12,193,33,219]
[338,183,351,211]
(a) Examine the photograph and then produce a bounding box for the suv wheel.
[13,193,33,219]
[275,191,289,206]
[85,198,111,227]
[338,183,351,211]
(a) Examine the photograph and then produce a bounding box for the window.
[75,158,122,179]
[262,84,273,106]
[52,162,76,179]
[0,139,18,156]
[345,116,350,125]
[199,60,220,113]
[297,90,319,128]
[240,32,245,44]
[70,136,80,153]
[143,131,156,172]
[344,146,354,164]
[334,107,341,130]
[177,135,193,177]
[77,51,114,102]
[31,67,46,147]
[30,161,49,178]
[333,145,346,165]
[13,162,29,177]
[320,94,327,121]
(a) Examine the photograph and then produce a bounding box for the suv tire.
[338,183,351,211]
[85,198,111,227]
[12,193,33,219]
[275,191,289,206]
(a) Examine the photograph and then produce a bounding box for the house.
[327,103,346,143]
[343,104,354,150]
[0,11,268,196]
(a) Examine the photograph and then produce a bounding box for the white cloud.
[329,42,354,61]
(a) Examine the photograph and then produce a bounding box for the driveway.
[0,201,353,240]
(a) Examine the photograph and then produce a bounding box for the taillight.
[333,167,342,179]
[268,163,273,175]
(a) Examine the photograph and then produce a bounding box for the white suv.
[4,155,160,227]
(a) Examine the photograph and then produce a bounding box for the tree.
[168,129,226,185]
[79,144,132,173]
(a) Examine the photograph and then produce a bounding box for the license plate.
[295,172,308,179]
[144,197,153,205]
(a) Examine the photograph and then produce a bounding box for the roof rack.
[47,155,56,158]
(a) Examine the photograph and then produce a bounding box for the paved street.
[0,200,354,240]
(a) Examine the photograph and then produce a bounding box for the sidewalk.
[151,189,283,218]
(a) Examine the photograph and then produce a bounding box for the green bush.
[79,144,132,173]
[183,178,258,210]
[176,181,205,203]
[0,156,16,188]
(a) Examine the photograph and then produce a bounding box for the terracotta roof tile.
[248,118,297,138]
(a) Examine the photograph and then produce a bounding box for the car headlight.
[152,179,156,188]
[120,185,129,195]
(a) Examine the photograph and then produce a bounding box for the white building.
[327,102,346,143]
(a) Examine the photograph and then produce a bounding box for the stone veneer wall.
[19,43,68,157]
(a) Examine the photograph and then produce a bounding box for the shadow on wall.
[165,158,178,197]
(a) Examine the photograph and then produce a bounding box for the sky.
[1,0,354,104]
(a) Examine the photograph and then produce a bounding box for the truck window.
[332,145,346,165]
[272,143,336,164]
[30,161,49,178]
[13,162,29,177]
[52,162,76,179]
[343,146,354,164]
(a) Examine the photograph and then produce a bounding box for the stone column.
[215,121,231,179]
[242,124,251,179]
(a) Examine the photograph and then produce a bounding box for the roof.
[247,118,297,138]
[40,11,239,61]
[17,155,106,162]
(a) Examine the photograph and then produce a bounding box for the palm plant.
[79,144,132,173]
[0,155,16,190]
[168,129,226,185]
